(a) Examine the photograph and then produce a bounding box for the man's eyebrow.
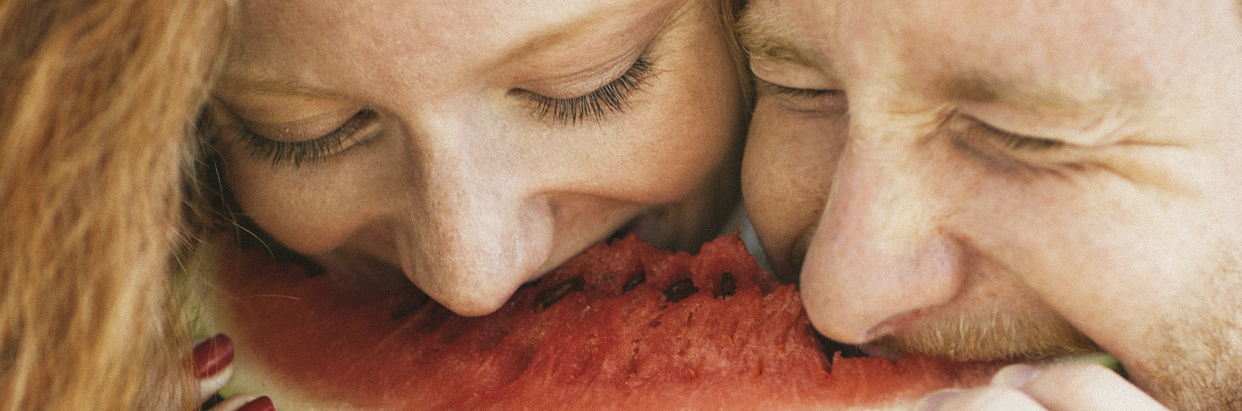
[736,4,818,66]
[937,71,1149,113]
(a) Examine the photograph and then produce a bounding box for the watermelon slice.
[207,234,1005,410]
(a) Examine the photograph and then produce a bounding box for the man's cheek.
[742,102,847,279]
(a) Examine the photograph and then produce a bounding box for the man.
[737,0,1242,409]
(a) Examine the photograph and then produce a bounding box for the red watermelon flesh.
[215,234,1006,410]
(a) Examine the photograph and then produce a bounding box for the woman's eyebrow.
[500,0,672,62]
[222,0,673,97]
[216,73,340,99]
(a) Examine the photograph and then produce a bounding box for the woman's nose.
[395,112,556,317]
[798,129,965,345]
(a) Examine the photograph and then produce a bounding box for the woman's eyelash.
[532,57,654,124]
[237,59,656,165]
[240,109,378,168]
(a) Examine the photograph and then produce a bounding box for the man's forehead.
[734,0,1224,110]
[892,1,1161,105]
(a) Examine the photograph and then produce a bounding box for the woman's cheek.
[606,14,742,203]
[631,83,741,202]
[223,147,382,256]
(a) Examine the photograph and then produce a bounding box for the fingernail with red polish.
[193,334,234,379]
[237,396,275,411]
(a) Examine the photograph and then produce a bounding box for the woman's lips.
[614,207,676,249]
[308,250,414,296]
[525,209,670,286]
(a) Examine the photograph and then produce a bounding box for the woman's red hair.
[0,1,229,409]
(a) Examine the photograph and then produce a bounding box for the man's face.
[739,0,1242,407]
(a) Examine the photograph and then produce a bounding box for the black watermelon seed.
[716,272,737,299]
[517,278,542,291]
[534,278,584,312]
[661,278,699,303]
[390,293,431,321]
[622,270,647,293]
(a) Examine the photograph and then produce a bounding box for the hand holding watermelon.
[914,363,1166,411]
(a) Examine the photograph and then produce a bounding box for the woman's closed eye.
[239,109,381,168]
[528,56,655,124]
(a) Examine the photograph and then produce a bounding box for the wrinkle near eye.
[945,113,1071,176]
[952,114,1065,152]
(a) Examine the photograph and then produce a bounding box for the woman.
[0,1,276,410]
[196,0,751,408]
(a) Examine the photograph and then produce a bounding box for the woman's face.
[209,0,743,316]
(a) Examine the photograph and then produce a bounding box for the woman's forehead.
[230,0,682,56]
[223,0,690,97]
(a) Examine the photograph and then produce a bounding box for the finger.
[193,334,236,404]
[912,386,1048,411]
[995,363,1168,411]
[206,395,276,411]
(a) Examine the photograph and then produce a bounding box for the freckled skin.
[210,0,744,317]
[740,0,1242,408]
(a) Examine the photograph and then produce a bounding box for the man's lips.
[863,309,931,346]
[854,311,1102,364]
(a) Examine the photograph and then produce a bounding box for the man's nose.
[396,111,556,317]
[798,122,965,345]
